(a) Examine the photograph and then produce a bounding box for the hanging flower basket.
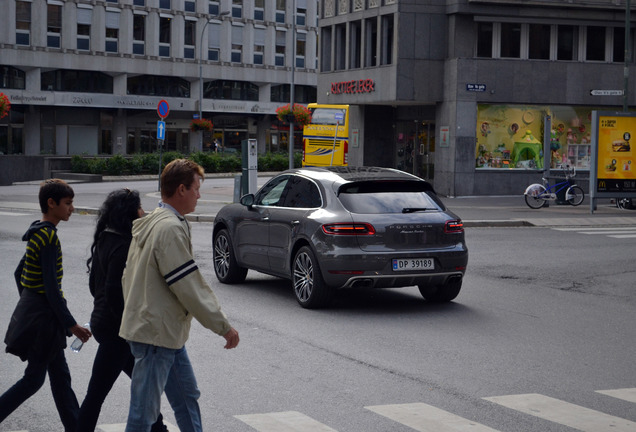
[190,118,213,132]
[0,93,11,119]
[276,104,312,128]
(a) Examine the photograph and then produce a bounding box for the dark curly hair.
[86,188,142,272]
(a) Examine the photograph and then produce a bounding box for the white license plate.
[392,258,435,271]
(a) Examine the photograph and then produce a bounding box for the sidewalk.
[1,174,635,227]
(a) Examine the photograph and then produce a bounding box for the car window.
[337,181,444,214]
[281,176,322,208]
[255,176,289,206]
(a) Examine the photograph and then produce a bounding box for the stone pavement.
[1,174,635,228]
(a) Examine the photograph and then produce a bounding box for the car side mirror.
[240,194,255,207]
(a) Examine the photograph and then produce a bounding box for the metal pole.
[330,121,339,166]
[199,11,229,149]
[624,0,631,112]
[289,0,296,169]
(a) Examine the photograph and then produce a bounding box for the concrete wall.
[0,156,71,186]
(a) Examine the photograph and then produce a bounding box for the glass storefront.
[476,104,604,170]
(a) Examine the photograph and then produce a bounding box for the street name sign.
[590,90,623,96]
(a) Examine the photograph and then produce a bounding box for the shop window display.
[476,104,599,170]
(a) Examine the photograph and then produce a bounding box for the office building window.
[106,11,120,53]
[41,70,113,93]
[613,27,625,63]
[133,14,145,55]
[528,24,551,60]
[231,26,243,63]
[320,26,332,71]
[350,20,361,69]
[184,19,195,59]
[557,25,578,61]
[276,30,286,66]
[160,0,171,9]
[276,0,286,24]
[254,0,264,21]
[1,66,26,90]
[232,0,242,18]
[335,23,346,70]
[296,32,306,68]
[365,17,377,67]
[185,0,195,12]
[297,0,306,26]
[133,0,145,6]
[254,28,265,65]
[271,84,316,103]
[128,75,190,97]
[381,14,393,65]
[500,23,521,58]
[16,1,31,46]
[586,26,606,61]
[159,16,171,57]
[207,22,221,61]
[77,7,92,51]
[476,22,493,58]
[204,80,258,101]
[47,4,62,48]
[209,0,219,15]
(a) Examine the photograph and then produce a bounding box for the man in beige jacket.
[120,159,239,432]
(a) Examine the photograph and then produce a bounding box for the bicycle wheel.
[524,184,547,209]
[566,185,584,206]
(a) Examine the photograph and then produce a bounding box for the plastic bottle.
[70,322,91,353]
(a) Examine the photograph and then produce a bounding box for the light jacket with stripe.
[119,207,231,349]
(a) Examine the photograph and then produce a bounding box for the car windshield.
[337,180,444,214]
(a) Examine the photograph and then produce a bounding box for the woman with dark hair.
[77,189,168,432]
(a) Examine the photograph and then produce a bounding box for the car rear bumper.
[335,271,465,289]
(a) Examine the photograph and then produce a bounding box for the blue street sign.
[157,121,166,140]
[157,100,169,118]
[334,112,344,121]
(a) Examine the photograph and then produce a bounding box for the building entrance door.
[394,120,435,179]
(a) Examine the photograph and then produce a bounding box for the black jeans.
[0,348,79,431]
[76,327,165,432]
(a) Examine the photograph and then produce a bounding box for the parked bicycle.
[615,197,636,210]
[524,165,585,209]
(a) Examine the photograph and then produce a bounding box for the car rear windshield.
[337,181,445,214]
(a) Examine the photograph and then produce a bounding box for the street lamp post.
[289,0,296,169]
[199,11,230,149]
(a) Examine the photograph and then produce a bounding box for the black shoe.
[150,423,169,432]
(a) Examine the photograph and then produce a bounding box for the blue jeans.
[125,342,202,432]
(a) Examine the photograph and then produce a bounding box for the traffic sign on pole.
[157,121,166,140]
[157,100,170,118]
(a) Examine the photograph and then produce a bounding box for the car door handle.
[262,216,270,221]
[291,220,300,225]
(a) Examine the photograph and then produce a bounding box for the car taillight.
[343,140,348,165]
[302,139,306,162]
[322,223,376,235]
[444,220,464,233]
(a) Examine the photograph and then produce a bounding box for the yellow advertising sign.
[596,115,636,192]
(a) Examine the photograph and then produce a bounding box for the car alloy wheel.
[292,246,332,308]
[213,229,247,284]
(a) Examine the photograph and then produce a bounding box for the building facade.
[0,0,318,158]
[317,0,636,196]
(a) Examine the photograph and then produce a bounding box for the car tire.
[213,229,247,284]
[292,246,333,309]
[418,278,462,302]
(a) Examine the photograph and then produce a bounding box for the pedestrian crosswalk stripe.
[552,227,636,239]
[596,388,636,403]
[483,393,636,432]
[235,411,338,432]
[365,403,500,432]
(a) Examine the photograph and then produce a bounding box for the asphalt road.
[0,208,634,432]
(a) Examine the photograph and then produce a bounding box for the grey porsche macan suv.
[212,166,468,308]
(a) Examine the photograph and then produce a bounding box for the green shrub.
[70,155,89,173]
[106,154,128,175]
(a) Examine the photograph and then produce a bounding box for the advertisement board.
[590,111,636,210]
